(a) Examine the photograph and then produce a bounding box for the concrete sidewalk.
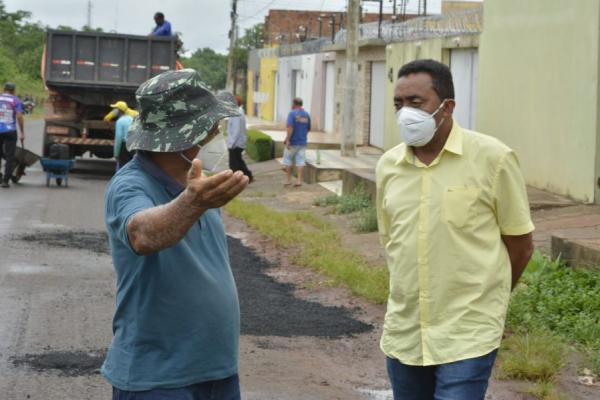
[529,188,600,268]
[244,117,600,269]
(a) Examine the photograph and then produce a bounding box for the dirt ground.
[237,158,600,400]
[0,119,596,399]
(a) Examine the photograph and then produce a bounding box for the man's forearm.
[127,189,206,255]
[285,127,292,143]
[502,233,534,289]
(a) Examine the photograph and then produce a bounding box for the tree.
[237,23,264,50]
[182,48,227,91]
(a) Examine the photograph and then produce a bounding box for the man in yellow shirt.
[376,59,534,399]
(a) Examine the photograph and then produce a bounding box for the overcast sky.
[4,0,482,54]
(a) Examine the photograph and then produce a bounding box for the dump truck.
[42,30,178,158]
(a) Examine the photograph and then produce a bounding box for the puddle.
[11,350,106,377]
[356,388,393,400]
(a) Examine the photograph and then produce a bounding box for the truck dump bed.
[44,30,177,91]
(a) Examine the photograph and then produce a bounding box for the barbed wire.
[255,8,482,59]
[335,8,482,43]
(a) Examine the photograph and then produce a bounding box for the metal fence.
[335,9,483,44]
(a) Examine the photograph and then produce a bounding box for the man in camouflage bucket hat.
[103,69,248,400]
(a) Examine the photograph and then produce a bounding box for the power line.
[238,0,278,22]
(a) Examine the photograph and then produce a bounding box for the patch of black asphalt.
[228,236,373,338]
[15,231,110,254]
[10,232,372,376]
[10,350,106,377]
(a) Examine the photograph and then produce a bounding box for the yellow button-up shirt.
[376,121,534,366]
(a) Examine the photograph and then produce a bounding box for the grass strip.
[506,252,600,374]
[225,198,389,304]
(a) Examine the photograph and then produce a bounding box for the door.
[369,61,386,149]
[450,48,478,130]
[324,61,335,133]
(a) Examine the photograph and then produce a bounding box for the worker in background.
[150,12,172,37]
[0,82,25,188]
[226,95,253,182]
[104,101,138,171]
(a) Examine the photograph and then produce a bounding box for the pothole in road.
[11,350,106,377]
[14,230,109,254]
[229,237,373,338]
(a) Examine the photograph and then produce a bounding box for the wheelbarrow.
[10,141,41,183]
[40,158,75,187]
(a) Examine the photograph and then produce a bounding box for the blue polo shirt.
[286,108,311,146]
[102,153,240,391]
[151,20,172,36]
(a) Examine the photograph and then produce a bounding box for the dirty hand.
[185,159,248,210]
[19,133,24,142]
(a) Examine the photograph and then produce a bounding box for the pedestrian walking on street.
[0,82,25,188]
[103,69,248,400]
[283,97,311,187]
[104,100,138,171]
[376,59,534,400]
[225,94,253,182]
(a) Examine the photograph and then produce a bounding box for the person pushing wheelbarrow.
[0,82,26,188]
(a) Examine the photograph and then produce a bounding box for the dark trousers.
[228,147,252,180]
[0,131,17,183]
[112,374,240,400]
[386,350,498,400]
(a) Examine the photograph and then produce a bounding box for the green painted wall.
[476,0,600,202]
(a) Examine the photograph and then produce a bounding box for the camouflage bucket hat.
[126,69,241,152]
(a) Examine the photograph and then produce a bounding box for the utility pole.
[341,0,358,157]
[86,0,92,28]
[226,0,238,92]
[423,0,427,16]
[378,0,383,39]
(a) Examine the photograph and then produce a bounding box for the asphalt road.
[0,119,391,399]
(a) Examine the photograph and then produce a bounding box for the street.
[0,119,391,399]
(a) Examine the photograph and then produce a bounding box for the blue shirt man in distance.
[103,69,248,399]
[283,97,311,187]
[150,12,172,37]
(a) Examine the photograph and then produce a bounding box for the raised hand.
[185,159,248,210]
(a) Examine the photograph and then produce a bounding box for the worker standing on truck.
[150,12,172,37]
[0,82,25,188]
[105,101,138,171]
[103,69,248,399]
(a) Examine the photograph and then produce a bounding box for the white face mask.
[179,145,202,164]
[396,100,446,147]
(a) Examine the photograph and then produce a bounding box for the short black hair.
[397,59,454,101]
[154,12,165,20]
[293,98,303,106]
[4,82,15,91]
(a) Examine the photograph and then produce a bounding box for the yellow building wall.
[384,35,478,150]
[246,71,255,117]
[258,56,278,121]
[476,0,600,203]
